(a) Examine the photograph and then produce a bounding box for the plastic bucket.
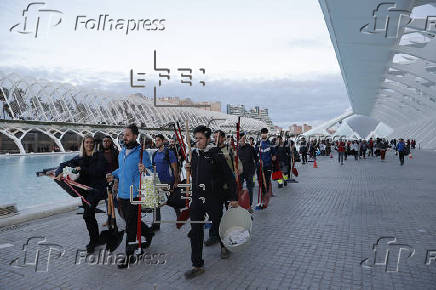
[219,207,253,252]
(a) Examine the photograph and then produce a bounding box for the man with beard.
[106,124,154,269]
[184,125,238,279]
[101,135,119,173]
[100,135,119,227]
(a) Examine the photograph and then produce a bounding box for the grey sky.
[1,0,350,127]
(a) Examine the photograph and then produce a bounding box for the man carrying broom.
[106,124,154,269]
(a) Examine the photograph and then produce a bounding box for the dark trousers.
[399,151,405,165]
[189,197,224,268]
[118,198,153,255]
[82,199,100,244]
[301,152,307,164]
[239,174,255,206]
[257,166,272,202]
[338,152,344,164]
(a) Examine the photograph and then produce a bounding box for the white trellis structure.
[0,72,267,154]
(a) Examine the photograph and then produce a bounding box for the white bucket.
[219,207,253,252]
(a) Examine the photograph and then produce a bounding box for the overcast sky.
[0,0,351,128]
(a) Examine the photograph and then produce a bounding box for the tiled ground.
[1,149,435,289]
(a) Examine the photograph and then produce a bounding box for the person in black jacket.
[238,132,257,210]
[184,125,238,279]
[55,135,108,254]
[100,135,119,227]
[299,138,308,164]
[276,136,290,187]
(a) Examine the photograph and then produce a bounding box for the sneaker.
[142,232,154,249]
[86,242,95,254]
[184,267,205,279]
[221,247,231,259]
[204,236,219,247]
[117,255,136,269]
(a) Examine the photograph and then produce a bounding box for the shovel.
[100,185,124,252]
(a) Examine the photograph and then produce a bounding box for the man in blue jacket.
[396,138,407,166]
[106,124,154,269]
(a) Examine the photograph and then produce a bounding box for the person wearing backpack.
[152,134,180,230]
[396,138,407,166]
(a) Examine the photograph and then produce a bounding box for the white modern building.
[305,0,436,148]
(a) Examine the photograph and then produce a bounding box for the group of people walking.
[328,138,414,165]
[54,124,299,278]
[51,123,418,277]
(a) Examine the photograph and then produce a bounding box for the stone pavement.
[1,149,436,289]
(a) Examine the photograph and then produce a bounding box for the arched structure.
[0,72,268,154]
[318,0,436,148]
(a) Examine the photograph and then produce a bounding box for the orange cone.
[313,160,318,168]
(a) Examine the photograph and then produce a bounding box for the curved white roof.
[318,0,436,148]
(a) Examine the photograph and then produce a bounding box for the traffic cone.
[313,160,318,168]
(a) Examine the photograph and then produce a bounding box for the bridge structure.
[0,72,267,154]
[307,0,436,148]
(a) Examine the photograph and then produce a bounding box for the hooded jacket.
[190,144,237,203]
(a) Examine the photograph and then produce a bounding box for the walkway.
[1,149,435,289]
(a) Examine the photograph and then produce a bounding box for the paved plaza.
[1,149,436,289]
